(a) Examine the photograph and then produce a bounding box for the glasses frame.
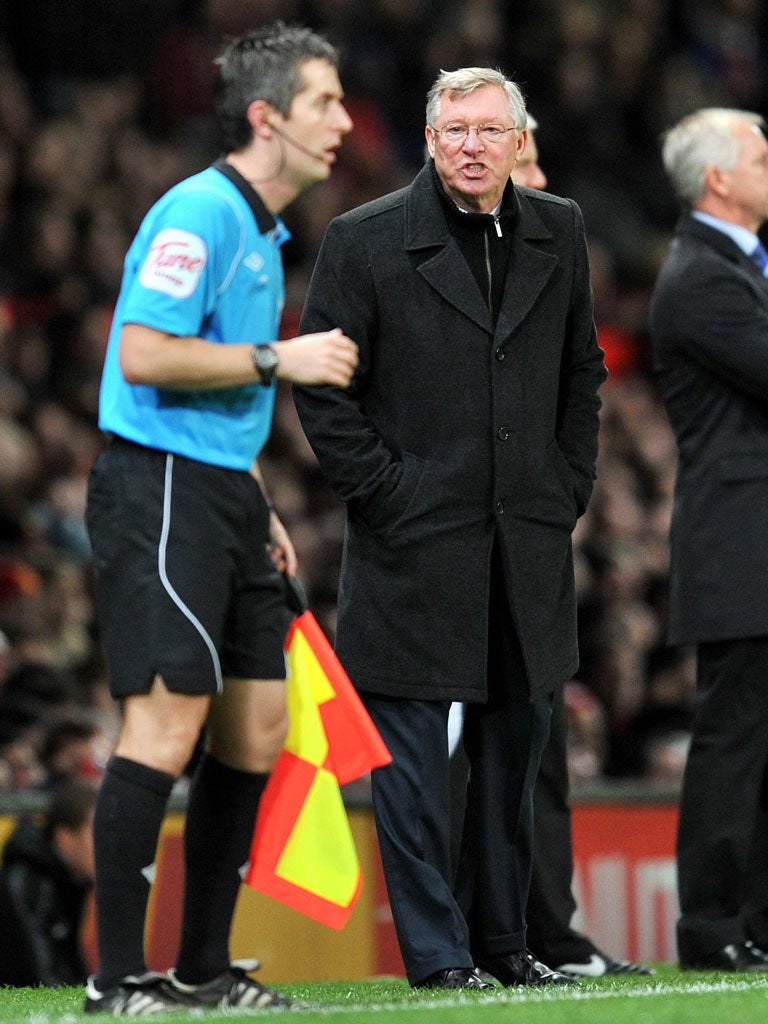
[430,123,520,146]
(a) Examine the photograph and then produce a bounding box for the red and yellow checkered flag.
[245,604,391,929]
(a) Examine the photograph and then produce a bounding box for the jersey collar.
[213,157,278,236]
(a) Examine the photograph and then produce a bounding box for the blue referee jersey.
[98,162,290,470]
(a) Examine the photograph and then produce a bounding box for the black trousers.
[524,685,599,964]
[676,637,768,962]
[363,569,551,984]
[450,685,600,967]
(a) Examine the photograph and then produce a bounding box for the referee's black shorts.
[86,437,290,698]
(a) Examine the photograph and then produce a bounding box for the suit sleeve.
[293,217,404,522]
[556,200,608,515]
[660,259,768,402]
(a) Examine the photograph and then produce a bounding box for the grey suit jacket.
[650,213,768,645]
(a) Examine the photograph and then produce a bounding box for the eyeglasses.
[430,123,519,146]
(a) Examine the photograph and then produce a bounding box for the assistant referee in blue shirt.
[84,23,357,1016]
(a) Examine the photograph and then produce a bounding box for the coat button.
[497,426,510,441]
[495,499,505,515]
[495,347,506,361]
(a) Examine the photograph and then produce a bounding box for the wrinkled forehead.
[436,84,515,123]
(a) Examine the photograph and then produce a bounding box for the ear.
[704,163,729,199]
[425,124,436,159]
[515,128,528,162]
[247,99,276,141]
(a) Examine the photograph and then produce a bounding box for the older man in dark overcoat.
[294,67,606,990]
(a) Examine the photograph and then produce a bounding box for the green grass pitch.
[3,966,768,1023]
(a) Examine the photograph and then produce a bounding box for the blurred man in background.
[509,113,547,189]
[450,113,650,978]
[0,778,96,987]
[650,106,768,971]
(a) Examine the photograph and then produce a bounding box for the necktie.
[751,241,768,276]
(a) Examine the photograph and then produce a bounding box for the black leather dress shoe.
[414,967,495,990]
[475,949,578,986]
[681,941,768,971]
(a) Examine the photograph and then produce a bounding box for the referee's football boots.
[168,958,308,1010]
[84,971,191,1015]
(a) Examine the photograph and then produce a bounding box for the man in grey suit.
[650,107,768,971]
[294,67,606,989]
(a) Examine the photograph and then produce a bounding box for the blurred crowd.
[0,0,765,796]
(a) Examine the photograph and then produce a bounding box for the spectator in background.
[446,113,650,977]
[562,679,607,785]
[509,116,652,978]
[574,374,690,783]
[509,113,548,189]
[0,732,47,790]
[40,716,110,786]
[650,106,768,971]
[0,777,97,986]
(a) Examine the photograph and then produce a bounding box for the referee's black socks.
[93,755,176,992]
[174,753,268,985]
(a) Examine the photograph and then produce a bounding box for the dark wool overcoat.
[294,162,606,702]
[650,214,768,646]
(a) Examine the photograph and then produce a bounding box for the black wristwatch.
[251,343,279,386]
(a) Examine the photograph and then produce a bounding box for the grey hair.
[661,107,766,207]
[214,21,339,152]
[426,67,528,131]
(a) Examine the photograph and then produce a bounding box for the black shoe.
[681,940,768,972]
[414,967,495,990]
[84,972,191,1015]
[556,952,654,977]
[169,959,307,1009]
[475,949,578,987]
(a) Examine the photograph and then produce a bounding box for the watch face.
[255,345,278,382]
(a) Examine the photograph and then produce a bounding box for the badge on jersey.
[139,228,208,299]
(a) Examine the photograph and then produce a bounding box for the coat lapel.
[403,167,559,339]
[416,245,494,333]
[404,165,493,334]
[495,193,558,342]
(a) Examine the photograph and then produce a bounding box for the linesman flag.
[245,580,391,929]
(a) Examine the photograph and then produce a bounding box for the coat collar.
[676,213,768,293]
[677,212,753,265]
[403,162,558,337]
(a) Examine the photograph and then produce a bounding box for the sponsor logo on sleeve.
[244,252,265,273]
[139,228,207,298]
